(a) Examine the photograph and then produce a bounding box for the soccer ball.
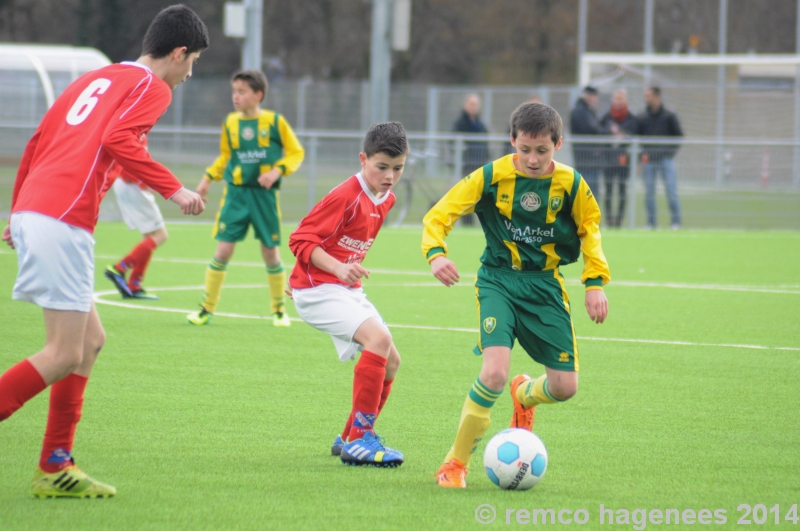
[483,428,548,490]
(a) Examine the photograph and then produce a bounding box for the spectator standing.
[637,86,683,230]
[570,86,613,199]
[600,89,638,227]
[453,94,490,226]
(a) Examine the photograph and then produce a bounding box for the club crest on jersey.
[483,317,496,334]
[241,127,255,141]
[520,192,541,212]
[549,196,563,212]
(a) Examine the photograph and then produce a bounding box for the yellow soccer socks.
[517,375,561,407]
[202,258,227,314]
[444,378,502,467]
[266,262,286,314]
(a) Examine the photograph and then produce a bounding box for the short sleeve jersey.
[288,173,395,289]
[12,62,183,233]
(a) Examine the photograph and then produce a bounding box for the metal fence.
[1,124,798,230]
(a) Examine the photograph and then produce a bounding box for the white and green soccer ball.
[483,428,548,490]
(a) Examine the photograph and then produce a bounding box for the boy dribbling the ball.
[288,122,408,467]
[422,103,611,488]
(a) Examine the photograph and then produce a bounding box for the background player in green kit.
[422,102,611,488]
[188,70,304,326]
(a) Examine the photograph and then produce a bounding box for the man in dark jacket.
[453,93,490,226]
[637,86,683,229]
[570,85,613,199]
[600,89,638,227]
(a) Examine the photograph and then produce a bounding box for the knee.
[364,329,393,357]
[481,366,509,392]
[386,348,401,374]
[549,380,578,401]
[85,329,106,358]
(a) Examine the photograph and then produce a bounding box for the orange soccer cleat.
[436,459,468,489]
[509,374,535,431]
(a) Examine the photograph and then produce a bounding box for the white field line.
[2,249,799,294]
[92,285,800,352]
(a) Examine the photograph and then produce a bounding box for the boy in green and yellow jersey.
[423,103,610,488]
[187,70,304,326]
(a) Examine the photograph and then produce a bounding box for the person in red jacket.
[0,4,208,498]
[288,122,407,468]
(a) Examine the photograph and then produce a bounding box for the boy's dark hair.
[648,86,662,97]
[363,122,409,158]
[232,70,268,102]
[510,103,562,145]
[142,4,209,59]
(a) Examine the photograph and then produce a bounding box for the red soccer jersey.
[12,62,183,233]
[289,173,396,289]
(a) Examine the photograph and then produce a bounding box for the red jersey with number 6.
[289,173,396,289]
[11,61,183,233]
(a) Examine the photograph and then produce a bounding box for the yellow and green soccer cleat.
[272,311,291,327]
[187,307,212,325]
[32,465,116,499]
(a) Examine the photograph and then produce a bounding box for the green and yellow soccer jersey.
[422,154,610,288]
[204,109,304,188]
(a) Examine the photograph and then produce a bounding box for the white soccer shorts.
[292,283,385,362]
[112,179,165,234]
[10,212,95,312]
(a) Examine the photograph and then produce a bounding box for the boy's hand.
[430,256,459,287]
[585,289,608,324]
[196,177,210,198]
[2,225,13,249]
[170,187,206,215]
[258,168,282,190]
[335,263,370,286]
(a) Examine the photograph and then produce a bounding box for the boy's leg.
[39,304,104,472]
[127,227,168,293]
[191,242,235,321]
[347,318,392,440]
[260,244,288,323]
[340,342,399,442]
[32,304,116,498]
[437,347,507,488]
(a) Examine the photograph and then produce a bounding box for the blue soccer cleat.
[104,265,133,298]
[331,435,345,456]
[340,431,404,467]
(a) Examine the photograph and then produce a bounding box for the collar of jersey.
[355,172,391,206]
[120,61,153,73]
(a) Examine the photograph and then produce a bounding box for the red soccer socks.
[39,374,89,473]
[0,359,47,421]
[347,350,387,441]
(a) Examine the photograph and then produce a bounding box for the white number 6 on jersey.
[66,78,112,126]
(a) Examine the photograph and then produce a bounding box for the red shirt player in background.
[289,122,408,468]
[103,136,172,300]
[0,5,208,499]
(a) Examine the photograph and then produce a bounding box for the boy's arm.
[570,176,611,289]
[571,176,610,324]
[309,247,369,286]
[100,82,183,200]
[274,115,305,177]
[11,126,42,210]
[288,191,348,265]
[421,168,485,263]
[204,120,231,183]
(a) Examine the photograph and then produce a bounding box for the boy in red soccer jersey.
[288,122,407,467]
[0,5,208,498]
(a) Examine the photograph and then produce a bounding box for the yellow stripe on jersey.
[495,176,515,220]
[503,240,523,270]
[541,243,561,270]
[232,166,243,186]
[226,112,241,150]
[545,163,574,223]
[257,111,274,148]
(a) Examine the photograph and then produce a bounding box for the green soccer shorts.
[474,265,579,372]
[212,183,282,247]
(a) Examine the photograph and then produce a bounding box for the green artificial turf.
[1,224,799,530]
